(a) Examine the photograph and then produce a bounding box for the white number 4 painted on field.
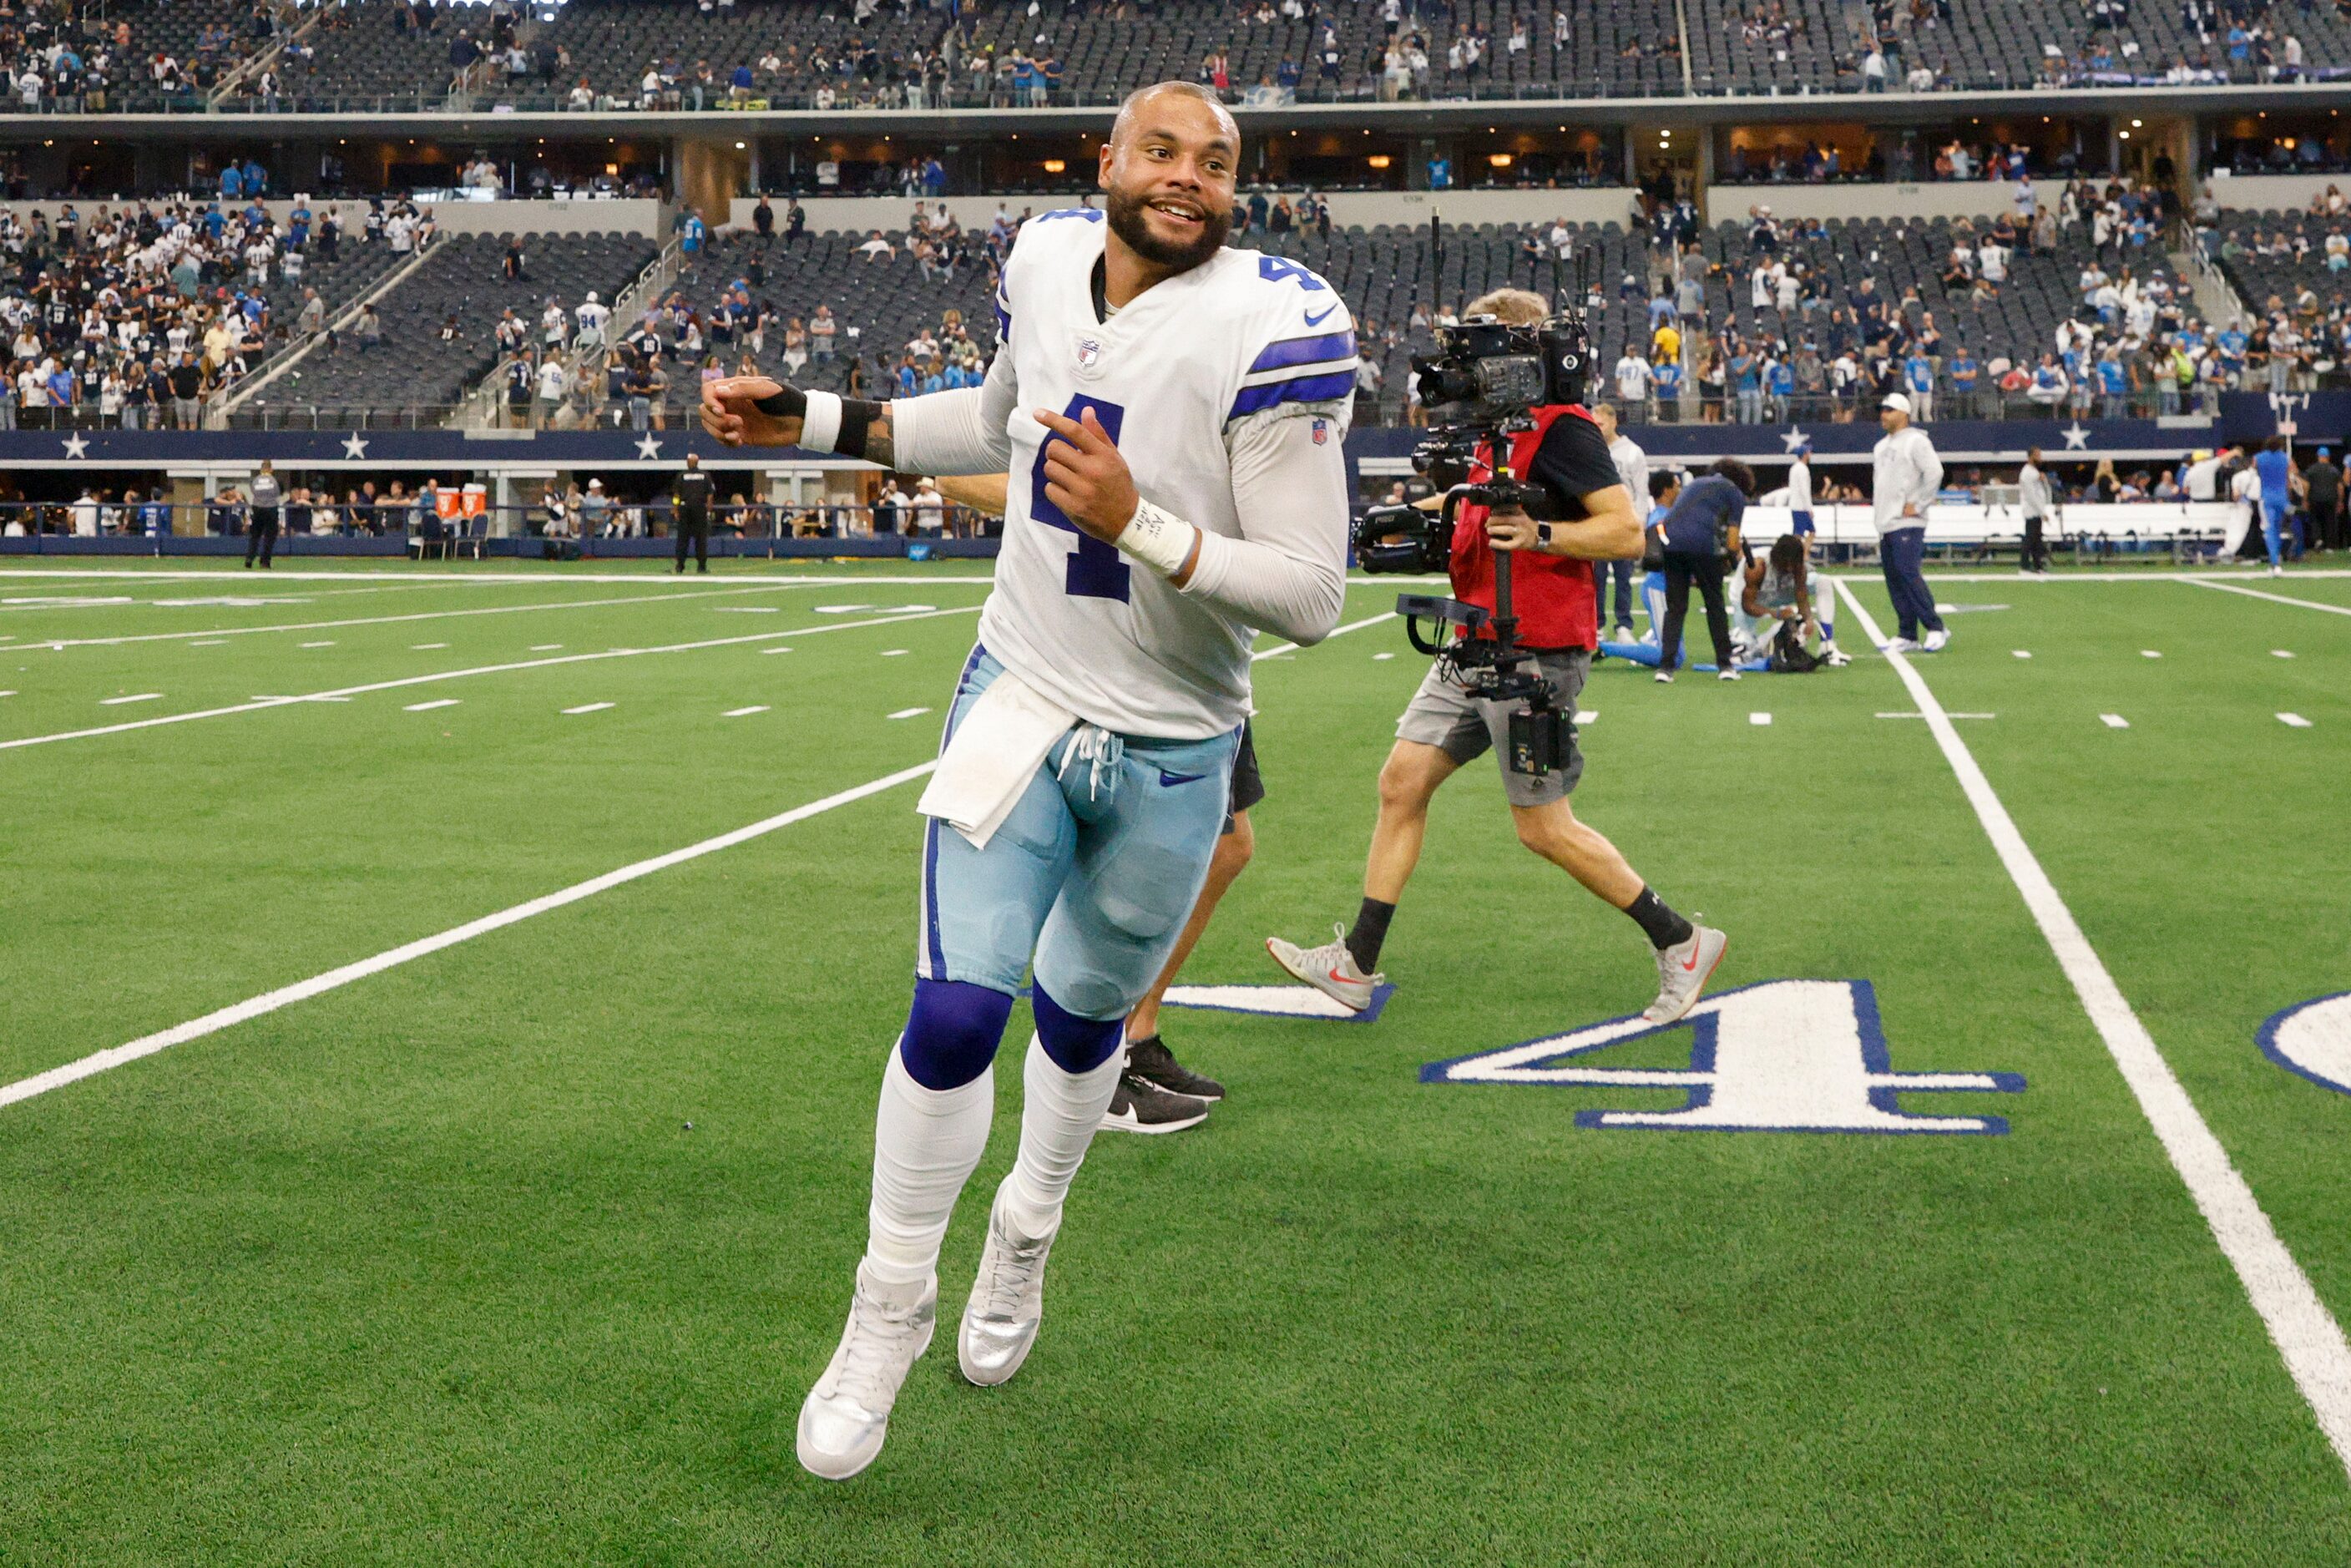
[1420,980,2024,1136]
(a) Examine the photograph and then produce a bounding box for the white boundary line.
[1835,579,2351,1479]
[19,582,918,648]
[2181,578,2351,617]
[0,605,1398,1110]
[0,605,982,754]
[0,763,938,1111]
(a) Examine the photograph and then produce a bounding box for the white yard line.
[562,702,614,716]
[722,706,770,718]
[23,582,878,650]
[0,763,939,1112]
[1836,579,2351,1481]
[1253,609,1400,663]
[886,706,932,720]
[2100,713,2131,729]
[0,606,981,755]
[99,692,163,706]
[2279,713,2314,728]
[1748,712,1772,726]
[404,700,461,712]
[2182,579,2351,617]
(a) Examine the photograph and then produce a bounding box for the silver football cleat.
[1265,923,1383,1012]
[1644,924,1729,1026]
[958,1185,1057,1387]
[796,1262,937,1481]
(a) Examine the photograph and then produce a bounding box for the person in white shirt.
[1871,392,1947,650]
[574,290,609,352]
[2017,446,2055,574]
[1592,402,1648,640]
[1614,349,1652,410]
[1781,442,1845,660]
[698,85,1353,1480]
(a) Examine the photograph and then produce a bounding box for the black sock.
[1624,886,1695,951]
[1344,898,1395,973]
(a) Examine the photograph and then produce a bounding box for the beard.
[1105,184,1230,275]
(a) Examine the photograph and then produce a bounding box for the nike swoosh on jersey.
[1156,768,1210,787]
[1304,305,1338,327]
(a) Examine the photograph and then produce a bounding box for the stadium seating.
[528,0,948,109]
[104,0,279,107]
[1666,0,2351,95]
[279,0,478,109]
[652,228,994,409]
[258,230,660,413]
[2212,206,2351,320]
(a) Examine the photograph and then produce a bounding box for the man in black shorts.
[931,471,1261,1136]
[1102,721,1263,1134]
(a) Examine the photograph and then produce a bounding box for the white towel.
[916,667,1075,850]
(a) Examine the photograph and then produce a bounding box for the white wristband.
[1116,498,1197,577]
[800,390,844,453]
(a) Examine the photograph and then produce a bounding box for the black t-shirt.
[674,470,714,514]
[168,362,203,398]
[2307,460,2342,508]
[1520,407,1621,520]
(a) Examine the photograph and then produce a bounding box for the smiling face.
[1099,83,1237,276]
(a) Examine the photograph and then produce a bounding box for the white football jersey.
[978,209,1355,739]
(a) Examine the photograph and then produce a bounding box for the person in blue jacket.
[2254,435,2299,576]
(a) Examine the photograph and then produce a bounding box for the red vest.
[1448,404,1600,652]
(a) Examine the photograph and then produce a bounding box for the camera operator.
[1268,288,1731,1029]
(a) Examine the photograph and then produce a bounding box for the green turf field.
[3,559,2347,1565]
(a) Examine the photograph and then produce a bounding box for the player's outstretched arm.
[700,375,898,465]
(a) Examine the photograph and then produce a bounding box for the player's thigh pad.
[918,650,1078,993]
[1032,728,1239,1020]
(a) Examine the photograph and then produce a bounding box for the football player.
[703,80,1354,1480]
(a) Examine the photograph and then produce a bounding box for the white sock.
[862,1044,994,1290]
[999,1032,1123,1240]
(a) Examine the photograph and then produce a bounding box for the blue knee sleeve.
[898,977,1014,1090]
[1031,982,1125,1075]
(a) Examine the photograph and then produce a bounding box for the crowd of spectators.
[0,191,427,430]
[1580,175,2276,426]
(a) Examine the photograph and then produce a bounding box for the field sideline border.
[10,582,882,648]
[1834,579,2351,1483]
[6,566,2351,587]
[0,604,984,753]
[0,609,1395,1109]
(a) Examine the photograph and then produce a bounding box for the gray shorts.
[1396,648,1590,807]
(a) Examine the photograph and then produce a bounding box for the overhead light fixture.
[1041,159,1066,173]
[1366,154,1392,169]
[1489,153,1514,168]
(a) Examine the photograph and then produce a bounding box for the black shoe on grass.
[1123,1034,1224,1102]
[1099,1074,1210,1135]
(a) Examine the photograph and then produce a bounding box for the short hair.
[1464,287,1549,325]
[2265,434,2289,453]
[1712,457,1757,497]
[1768,533,1805,573]
[1649,469,1681,500]
[1110,80,1236,148]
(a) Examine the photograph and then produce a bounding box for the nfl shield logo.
[1075,336,1102,370]
[1311,417,1329,445]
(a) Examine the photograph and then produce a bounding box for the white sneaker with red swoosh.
[1643,924,1728,1026]
[1265,923,1383,1013]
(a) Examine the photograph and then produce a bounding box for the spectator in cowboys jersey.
[703,81,1353,1480]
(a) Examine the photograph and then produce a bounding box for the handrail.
[220,231,441,417]
[206,0,317,111]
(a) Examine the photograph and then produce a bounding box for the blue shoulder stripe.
[1249,329,1357,373]
[1229,369,1357,420]
[1034,208,1105,224]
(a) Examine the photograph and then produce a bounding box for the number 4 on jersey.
[1421,979,2024,1134]
[1029,393,1130,602]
